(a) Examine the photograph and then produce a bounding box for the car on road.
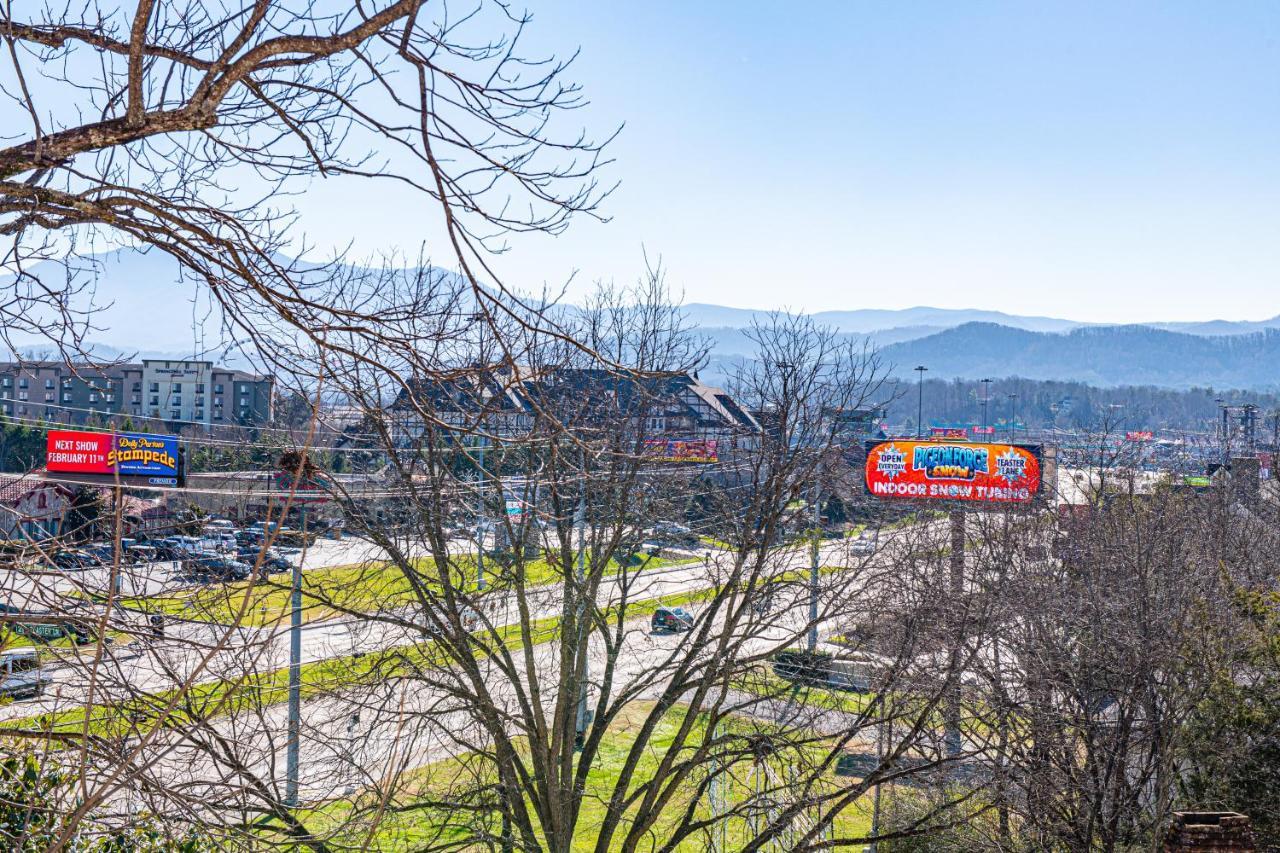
[650,606,695,634]
[0,648,50,699]
[848,535,877,556]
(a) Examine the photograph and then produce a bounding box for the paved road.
[2,523,951,820]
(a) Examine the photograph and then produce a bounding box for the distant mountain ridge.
[4,247,1280,389]
[879,322,1280,389]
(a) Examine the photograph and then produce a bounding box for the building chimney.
[1164,812,1255,852]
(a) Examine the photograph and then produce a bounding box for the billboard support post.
[945,508,965,758]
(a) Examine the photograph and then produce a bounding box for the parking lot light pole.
[980,378,991,436]
[285,504,307,807]
[914,366,928,438]
[808,485,820,652]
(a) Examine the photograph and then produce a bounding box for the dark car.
[182,555,251,583]
[235,529,266,546]
[52,550,98,571]
[236,547,292,575]
[651,606,695,634]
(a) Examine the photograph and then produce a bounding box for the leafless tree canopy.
[1,0,613,364]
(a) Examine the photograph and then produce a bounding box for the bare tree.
[0,0,614,368]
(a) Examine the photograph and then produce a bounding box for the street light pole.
[1008,393,1019,443]
[285,503,307,808]
[808,484,820,652]
[914,365,928,439]
[980,378,991,437]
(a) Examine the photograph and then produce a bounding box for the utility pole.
[808,484,820,652]
[914,366,928,438]
[285,503,307,807]
[1008,393,1019,443]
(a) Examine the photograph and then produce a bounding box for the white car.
[0,648,50,699]
[849,536,877,556]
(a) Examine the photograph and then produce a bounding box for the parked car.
[0,648,50,699]
[52,550,98,571]
[182,555,252,583]
[651,606,695,634]
[205,518,236,531]
[200,532,237,553]
[235,528,265,546]
[236,547,292,575]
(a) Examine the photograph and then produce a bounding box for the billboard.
[643,438,719,464]
[970,426,995,436]
[864,439,1042,504]
[929,427,969,440]
[46,430,183,487]
[1125,431,1155,442]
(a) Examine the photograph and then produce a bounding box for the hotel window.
[214,384,224,394]
[18,379,27,389]
[1,377,9,387]
[44,379,54,389]
[195,383,205,394]
[149,395,159,406]
[89,393,99,403]
[171,382,182,392]
[149,382,159,393]
[43,393,53,402]
[17,391,27,401]
[61,393,71,403]
[170,409,181,420]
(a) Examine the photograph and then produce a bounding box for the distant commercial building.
[0,359,274,431]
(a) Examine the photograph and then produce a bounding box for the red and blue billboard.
[46,429,182,486]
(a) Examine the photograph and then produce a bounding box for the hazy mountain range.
[3,249,1279,390]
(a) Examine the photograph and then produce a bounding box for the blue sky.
[297,1,1280,323]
